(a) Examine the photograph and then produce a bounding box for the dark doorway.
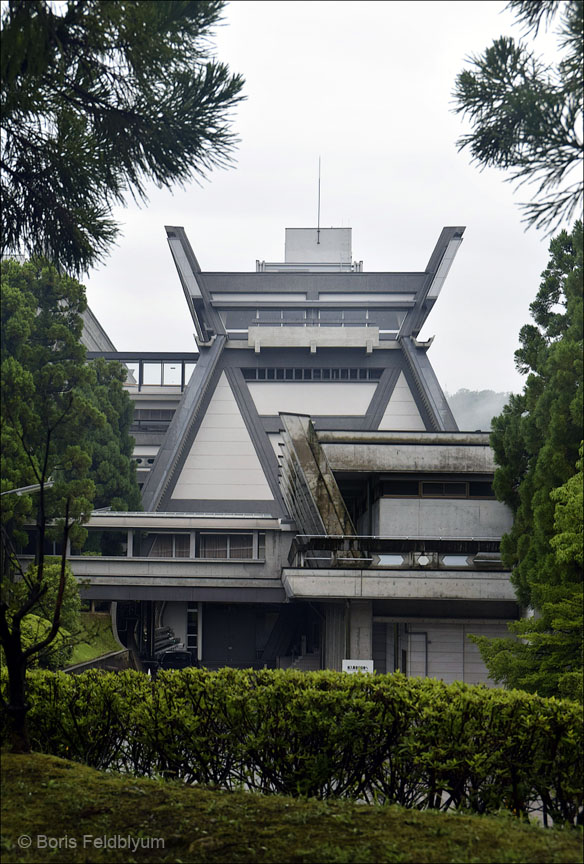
[203,604,258,668]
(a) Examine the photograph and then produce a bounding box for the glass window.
[469,481,495,497]
[229,534,253,559]
[421,482,467,498]
[124,362,139,386]
[282,308,306,323]
[142,363,162,385]
[222,309,251,330]
[199,534,253,559]
[150,535,173,557]
[187,602,198,654]
[162,363,181,386]
[184,363,196,385]
[200,534,228,558]
[372,311,402,331]
[174,534,190,558]
[383,480,419,496]
[319,309,342,325]
[343,308,367,325]
[150,534,190,557]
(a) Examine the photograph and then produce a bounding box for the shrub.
[1,668,581,824]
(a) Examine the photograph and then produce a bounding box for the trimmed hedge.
[1,668,582,824]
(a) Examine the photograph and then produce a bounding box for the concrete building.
[77,225,517,681]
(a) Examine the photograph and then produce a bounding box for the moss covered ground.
[1,753,582,863]
[67,612,121,666]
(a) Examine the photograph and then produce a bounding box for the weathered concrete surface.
[322,442,497,473]
[376,499,513,539]
[282,569,517,603]
[349,600,373,659]
[86,514,284,530]
[249,325,379,351]
[49,556,284,582]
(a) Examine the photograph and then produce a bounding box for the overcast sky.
[85,0,569,395]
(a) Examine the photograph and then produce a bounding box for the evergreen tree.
[471,222,583,700]
[1,0,244,273]
[0,258,141,748]
[453,0,583,232]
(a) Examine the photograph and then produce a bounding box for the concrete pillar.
[349,600,373,660]
[323,603,346,671]
[127,529,134,557]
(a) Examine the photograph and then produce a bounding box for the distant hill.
[446,389,511,432]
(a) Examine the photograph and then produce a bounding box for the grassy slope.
[67,612,121,666]
[1,753,582,864]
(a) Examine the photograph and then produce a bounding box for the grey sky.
[85,0,570,395]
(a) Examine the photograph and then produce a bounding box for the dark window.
[222,309,251,330]
[343,308,367,325]
[421,482,467,497]
[372,311,402,331]
[383,480,419,496]
[469,481,495,497]
[187,602,198,654]
[282,308,305,322]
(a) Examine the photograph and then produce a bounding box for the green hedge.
[1,668,582,824]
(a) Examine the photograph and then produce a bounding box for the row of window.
[377,480,495,499]
[242,367,384,381]
[133,409,175,421]
[149,533,265,560]
[219,308,405,332]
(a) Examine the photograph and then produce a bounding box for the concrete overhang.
[281,568,516,603]
[321,441,496,474]
[65,556,274,581]
[81,585,286,603]
[86,513,285,531]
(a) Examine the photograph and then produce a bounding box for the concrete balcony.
[248,325,380,353]
[20,555,286,603]
[282,567,517,604]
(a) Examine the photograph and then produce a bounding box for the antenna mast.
[317,156,321,244]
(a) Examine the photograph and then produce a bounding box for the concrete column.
[127,529,134,557]
[323,603,346,671]
[349,600,373,660]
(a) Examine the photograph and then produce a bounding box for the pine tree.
[453,0,583,232]
[1,1,244,273]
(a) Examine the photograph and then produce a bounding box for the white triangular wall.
[171,373,274,501]
[377,372,426,430]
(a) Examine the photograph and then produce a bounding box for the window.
[421,482,467,498]
[199,533,254,559]
[242,368,383,381]
[187,602,198,656]
[221,309,251,331]
[150,534,190,557]
[469,481,495,497]
[383,480,419,496]
[379,479,496,499]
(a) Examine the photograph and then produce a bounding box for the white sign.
[342,659,374,674]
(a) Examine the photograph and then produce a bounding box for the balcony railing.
[289,534,503,570]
